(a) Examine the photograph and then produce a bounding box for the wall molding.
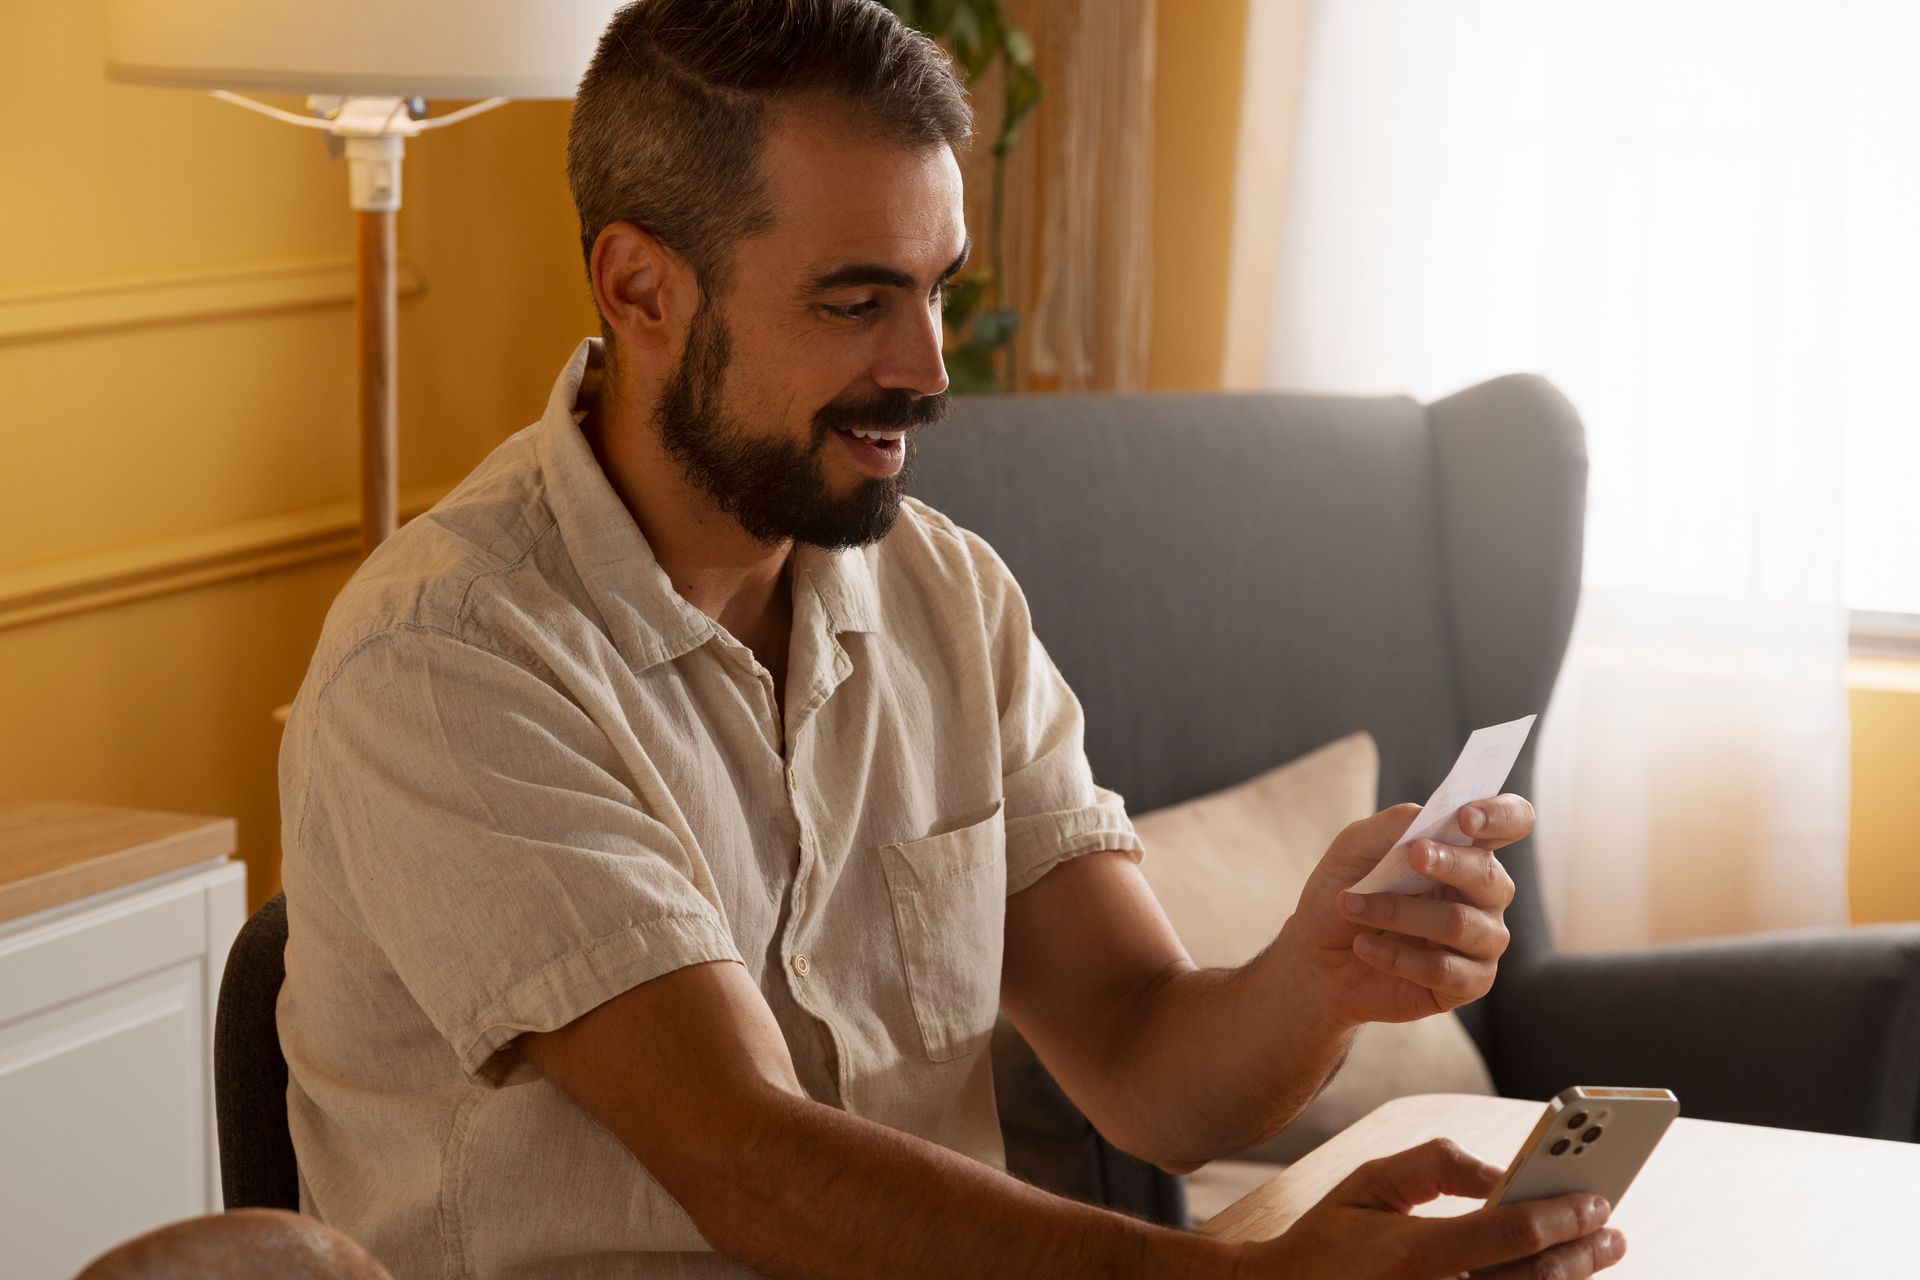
[0,254,426,347]
[0,482,454,633]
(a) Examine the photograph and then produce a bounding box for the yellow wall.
[1849,659,1920,924]
[1147,0,1251,390]
[1146,0,1313,390]
[0,3,595,907]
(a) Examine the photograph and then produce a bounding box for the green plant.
[884,0,1041,393]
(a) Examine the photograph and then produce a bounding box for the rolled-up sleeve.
[291,625,743,1086]
[958,532,1143,896]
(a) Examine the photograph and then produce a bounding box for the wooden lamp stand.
[339,115,415,556]
[189,94,511,556]
[356,206,399,555]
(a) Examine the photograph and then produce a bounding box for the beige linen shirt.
[278,338,1142,1279]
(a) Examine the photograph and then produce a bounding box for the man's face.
[654,103,967,550]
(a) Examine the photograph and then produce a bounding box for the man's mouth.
[831,425,908,475]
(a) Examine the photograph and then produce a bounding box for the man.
[278,2,1626,1277]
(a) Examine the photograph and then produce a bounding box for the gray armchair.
[912,375,1920,1226]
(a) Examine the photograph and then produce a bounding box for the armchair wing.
[1490,924,1920,1141]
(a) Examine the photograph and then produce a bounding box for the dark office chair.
[212,890,299,1211]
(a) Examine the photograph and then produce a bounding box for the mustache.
[813,389,951,437]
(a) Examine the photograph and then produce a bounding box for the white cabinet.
[0,856,245,1280]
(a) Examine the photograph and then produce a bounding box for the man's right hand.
[1238,1138,1626,1279]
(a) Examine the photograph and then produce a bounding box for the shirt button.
[790,953,811,978]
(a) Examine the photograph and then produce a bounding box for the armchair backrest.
[912,374,1587,1050]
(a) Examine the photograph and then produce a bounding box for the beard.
[655,301,950,550]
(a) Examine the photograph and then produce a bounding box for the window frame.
[1850,611,1920,660]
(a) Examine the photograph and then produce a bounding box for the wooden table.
[1201,1093,1919,1275]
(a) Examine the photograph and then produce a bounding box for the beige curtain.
[1254,0,1855,952]
[960,0,1156,392]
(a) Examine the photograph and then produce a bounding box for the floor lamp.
[104,0,622,556]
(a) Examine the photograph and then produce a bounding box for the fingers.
[1363,803,1426,845]
[1322,1144,1625,1280]
[1402,839,1517,910]
[1470,1227,1627,1278]
[1348,932,1492,1006]
[1336,1138,1503,1214]
[1435,1192,1618,1276]
[1456,793,1535,847]
[1339,891,1510,962]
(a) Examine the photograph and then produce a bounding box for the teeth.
[847,428,905,442]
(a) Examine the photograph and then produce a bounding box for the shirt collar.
[534,338,882,672]
[792,541,881,635]
[536,338,712,671]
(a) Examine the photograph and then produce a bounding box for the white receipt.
[1348,714,1537,896]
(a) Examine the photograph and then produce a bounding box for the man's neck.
[581,366,794,669]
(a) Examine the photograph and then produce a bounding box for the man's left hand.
[1280,794,1533,1029]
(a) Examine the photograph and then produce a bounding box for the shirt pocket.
[878,800,1007,1064]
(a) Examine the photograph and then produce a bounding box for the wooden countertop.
[0,801,235,924]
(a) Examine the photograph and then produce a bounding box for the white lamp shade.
[105,0,628,99]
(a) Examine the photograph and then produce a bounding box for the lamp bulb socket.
[344,134,405,213]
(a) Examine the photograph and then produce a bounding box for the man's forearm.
[691,1087,1239,1280]
[1106,925,1357,1170]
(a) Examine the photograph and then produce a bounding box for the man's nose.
[871,297,950,398]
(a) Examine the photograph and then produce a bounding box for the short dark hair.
[567,0,973,325]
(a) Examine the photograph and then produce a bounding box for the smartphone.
[1484,1086,1679,1209]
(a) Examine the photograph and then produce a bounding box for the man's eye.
[824,300,880,321]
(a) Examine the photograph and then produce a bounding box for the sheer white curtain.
[1252,0,1896,950]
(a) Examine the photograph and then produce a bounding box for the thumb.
[1336,1138,1502,1214]
[1318,803,1422,882]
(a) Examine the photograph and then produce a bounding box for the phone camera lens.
[1566,1111,1589,1130]
[1582,1126,1603,1143]
[1550,1138,1571,1156]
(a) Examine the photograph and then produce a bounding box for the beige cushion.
[1132,732,1495,1166]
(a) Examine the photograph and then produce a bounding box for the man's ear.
[590,222,697,354]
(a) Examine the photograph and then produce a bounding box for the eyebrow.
[803,238,972,295]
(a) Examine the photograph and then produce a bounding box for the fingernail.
[1599,1228,1625,1261]
[1354,933,1382,957]
[1416,841,1439,870]
[1342,891,1367,914]
[1588,1195,1611,1222]
[1461,805,1484,834]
